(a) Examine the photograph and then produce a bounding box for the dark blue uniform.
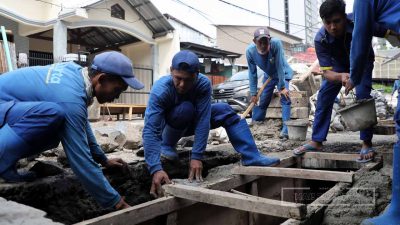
[312,14,386,143]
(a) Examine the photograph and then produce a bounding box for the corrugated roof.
[180,42,241,59]
[124,0,175,38]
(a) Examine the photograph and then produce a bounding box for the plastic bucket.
[286,119,309,141]
[337,98,377,131]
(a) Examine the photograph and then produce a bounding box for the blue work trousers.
[165,102,239,136]
[252,76,291,121]
[0,101,65,173]
[312,64,373,142]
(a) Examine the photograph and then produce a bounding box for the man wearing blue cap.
[143,50,280,197]
[0,51,144,210]
[343,1,400,224]
[246,27,293,139]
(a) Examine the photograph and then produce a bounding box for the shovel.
[241,77,272,119]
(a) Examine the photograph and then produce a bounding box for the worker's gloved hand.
[250,95,258,105]
[188,159,203,182]
[279,88,290,101]
[115,196,130,210]
[341,73,350,86]
[150,170,171,198]
[344,79,355,95]
[102,158,128,169]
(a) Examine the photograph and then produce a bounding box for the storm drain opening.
[0,148,241,225]
[76,152,383,225]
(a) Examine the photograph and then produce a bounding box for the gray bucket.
[286,119,309,141]
[337,98,377,131]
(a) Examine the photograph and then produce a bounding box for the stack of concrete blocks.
[266,91,310,119]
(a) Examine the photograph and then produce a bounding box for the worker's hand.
[344,79,355,95]
[103,158,128,169]
[279,88,290,101]
[341,73,350,86]
[150,170,171,198]
[250,95,258,105]
[188,159,203,182]
[115,196,130,210]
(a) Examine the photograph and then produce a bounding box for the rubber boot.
[280,104,291,139]
[362,143,400,225]
[0,124,37,182]
[161,125,185,161]
[225,119,280,166]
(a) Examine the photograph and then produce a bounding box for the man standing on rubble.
[246,27,293,139]
[293,0,389,163]
[143,50,280,198]
[0,51,144,210]
[343,0,400,224]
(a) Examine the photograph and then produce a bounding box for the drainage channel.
[76,152,384,225]
[0,149,240,224]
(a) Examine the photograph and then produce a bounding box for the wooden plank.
[301,152,359,161]
[76,157,297,225]
[163,183,307,220]
[75,196,194,225]
[232,167,353,183]
[128,107,133,121]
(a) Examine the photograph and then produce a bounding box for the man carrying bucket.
[292,0,389,163]
[343,0,400,224]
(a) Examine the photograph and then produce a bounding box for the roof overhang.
[180,42,241,59]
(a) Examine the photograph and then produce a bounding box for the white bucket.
[286,119,309,141]
[337,98,377,131]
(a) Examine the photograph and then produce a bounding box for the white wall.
[121,42,152,68]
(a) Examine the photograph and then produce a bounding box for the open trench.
[0,124,395,225]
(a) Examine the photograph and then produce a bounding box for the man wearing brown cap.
[246,27,293,139]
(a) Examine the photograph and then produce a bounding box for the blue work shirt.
[315,14,387,73]
[350,0,400,86]
[246,38,293,96]
[143,74,211,174]
[0,62,120,208]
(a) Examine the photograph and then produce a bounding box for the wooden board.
[76,157,297,225]
[300,152,359,161]
[232,167,353,183]
[100,103,146,120]
[163,183,307,220]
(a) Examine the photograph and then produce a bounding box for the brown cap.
[254,27,270,40]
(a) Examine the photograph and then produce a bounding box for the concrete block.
[266,107,310,119]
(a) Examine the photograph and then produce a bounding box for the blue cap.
[171,50,199,73]
[91,51,144,90]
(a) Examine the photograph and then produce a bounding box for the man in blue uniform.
[344,1,400,224]
[143,50,280,197]
[0,51,144,210]
[246,27,293,139]
[293,0,388,163]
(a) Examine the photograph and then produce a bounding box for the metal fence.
[27,51,153,105]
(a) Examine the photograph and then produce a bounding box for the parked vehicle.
[212,69,264,112]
